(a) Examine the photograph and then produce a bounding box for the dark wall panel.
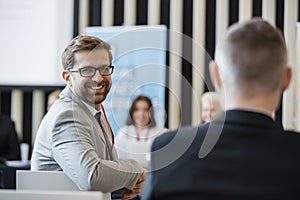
[160,0,170,27]
[205,0,216,92]
[89,0,102,26]
[181,0,193,125]
[136,0,148,25]
[160,0,170,127]
[114,0,124,25]
[253,0,262,17]
[276,0,284,32]
[22,92,32,158]
[73,0,80,37]
[229,0,239,25]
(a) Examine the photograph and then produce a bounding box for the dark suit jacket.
[143,110,300,200]
[0,114,20,161]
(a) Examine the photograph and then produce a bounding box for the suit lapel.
[60,86,118,159]
[60,86,107,143]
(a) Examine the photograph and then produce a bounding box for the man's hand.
[137,169,147,185]
[121,169,147,200]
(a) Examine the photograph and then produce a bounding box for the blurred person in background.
[47,89,61,111]
[0,113,20,162]
[116,95,168,170]
[200,91,223,123]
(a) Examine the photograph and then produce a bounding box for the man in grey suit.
[31,35,146,200]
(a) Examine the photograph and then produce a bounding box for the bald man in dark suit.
[143,18,300,200]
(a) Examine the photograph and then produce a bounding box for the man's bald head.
[215,18,288,97]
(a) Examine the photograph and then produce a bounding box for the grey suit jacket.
[31,86,142,196]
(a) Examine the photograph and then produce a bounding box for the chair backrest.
[0,189,104,200]
[16,170,79,191]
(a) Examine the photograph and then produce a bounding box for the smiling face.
[64,48,112,110]
[132,100,151,128]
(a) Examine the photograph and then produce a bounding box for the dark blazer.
[0,114,20,161]
[143,110,300,200]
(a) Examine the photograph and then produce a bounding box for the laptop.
[16,170,79,191]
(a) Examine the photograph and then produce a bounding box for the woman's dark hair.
[126,95,156,128]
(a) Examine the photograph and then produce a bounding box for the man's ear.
[281,66,292,92]
[209,60,222,89]
[62,70,72,86]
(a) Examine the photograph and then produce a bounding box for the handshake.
[121,169,147,200]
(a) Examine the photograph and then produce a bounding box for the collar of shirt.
[226,108,274,120]
[80,100,102,117]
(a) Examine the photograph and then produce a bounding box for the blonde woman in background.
[201,91,223,123]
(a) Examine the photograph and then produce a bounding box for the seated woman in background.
[0,113,20,162]
[201,91,223,123]
[115,95,168,169]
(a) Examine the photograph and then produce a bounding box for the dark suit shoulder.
[280,130,300,147]
[152,125,201,152]
[284,130,300,136]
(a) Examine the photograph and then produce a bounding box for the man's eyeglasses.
[67,66,114,77]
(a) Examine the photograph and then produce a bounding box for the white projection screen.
[0,0,73,86]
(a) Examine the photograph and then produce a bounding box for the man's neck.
[94,104,101,111]
[69,86,102,111]
[224,95,278,119]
